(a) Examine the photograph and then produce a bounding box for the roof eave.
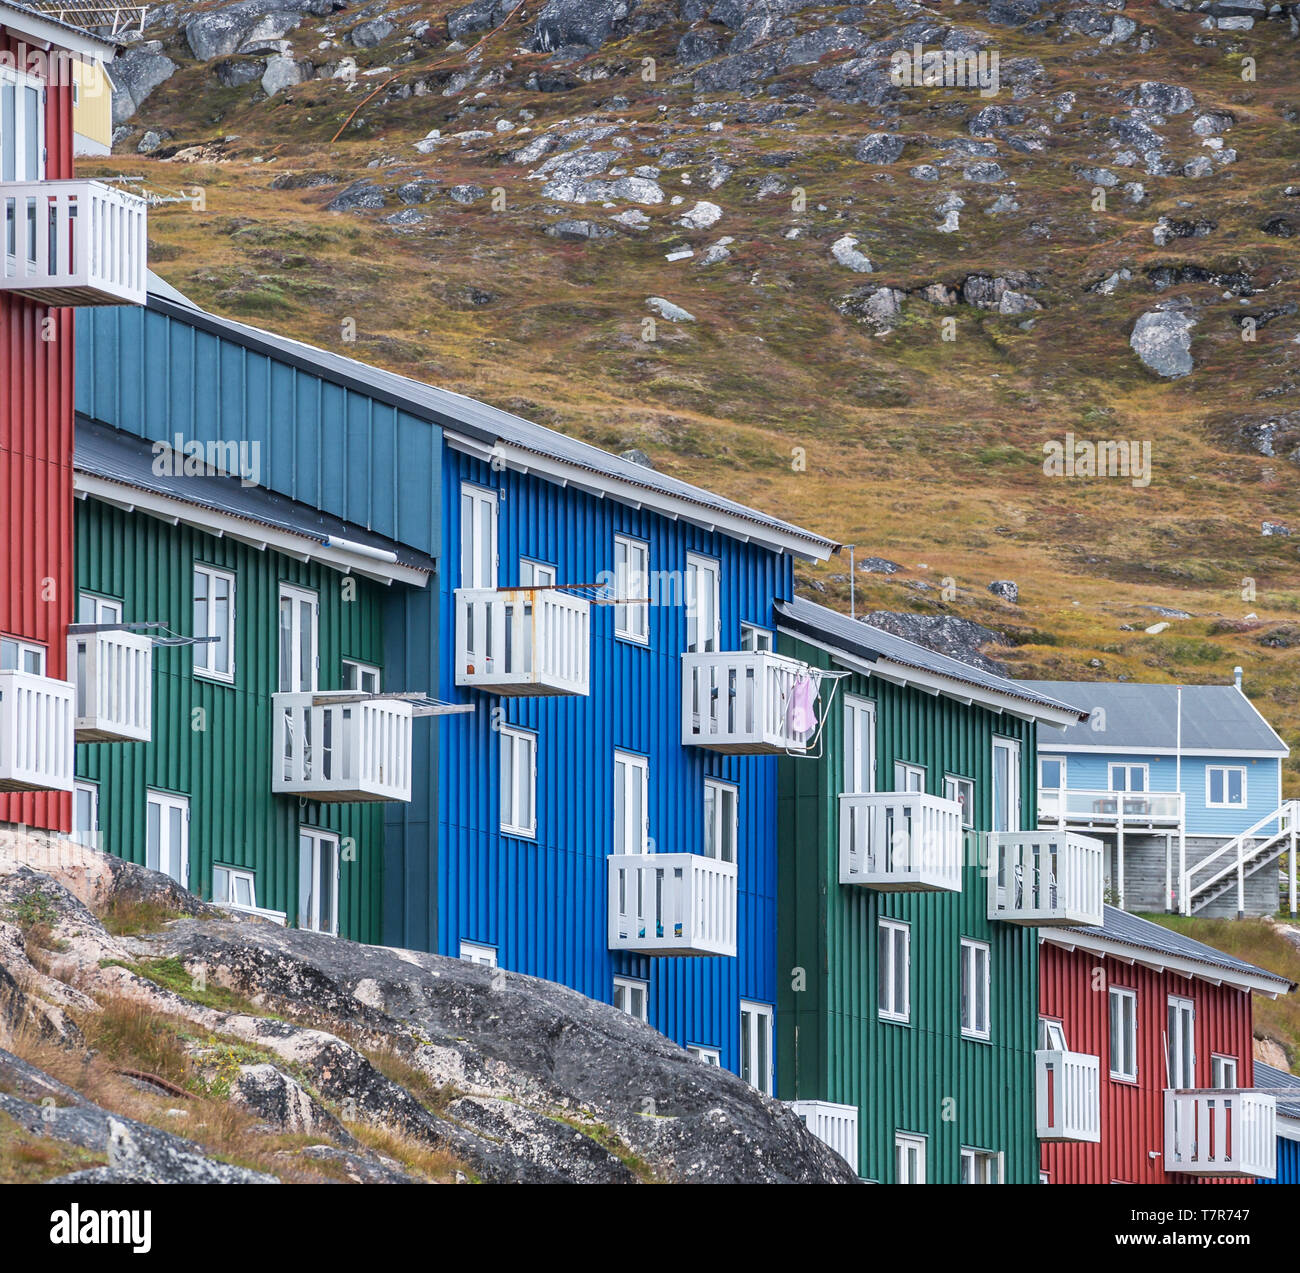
[0,2,118,58]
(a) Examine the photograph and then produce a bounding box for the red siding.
[0,21,78,831]
[1040,940,1255,1184]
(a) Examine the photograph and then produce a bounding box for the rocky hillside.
[0,834,852,1183]
[94,0,1300,783]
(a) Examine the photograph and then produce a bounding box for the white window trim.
[212,864,258,910]
[960,1146,1004,1185]
[895,1131,927,1184]
[613,975,649,1022]
[500,725,538,839]
[460,482,499,590]
[703,776,738,864]
[1108,761,1149,793]
[1109,986,1138,1082]
[878,918,911,1024]
[1205,765,1248,809]
[992,737,1022,833]
[1038,1016,1068,1051]
[894,761,926,793]
[1038,755,1066,790]
[519,558,557,589]
[944,774,975,829]
[1211,1053,1239,1090]
[1167,994,1196,1090]
[960,938,991,1041]
[73,780,100,851]
[613,534,650,645]
[459,940,498,968]
[78,591,123,625]
[342,658,381,694]
[298,827,340,936]
[193,563,236,684]
[739,1000,774,1095]
[740,622,773,652]
[0,635,47,675]
[613,749,649,855]
[685,551,721,654]
[146,789,190,889]
[688,1044,722,1066]
[843,695,876,795]
[0,67,46,183]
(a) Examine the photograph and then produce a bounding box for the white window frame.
[894,762,926,793]
[960,1146,1004,1184]
[944,774,975,829]
[960,938,991,1041]
[688,1044,721,1066]
[685,553,720,654]
[895,1131,926,1184]
[73,780,99,851]
[1167,995,1196,1090]
[740,623,773,652]
[613,749,649,855]
[459,940,498,968]
[1038,1017,1068,1051]
[1109,762,1149,794]
[613,975,649,1022]
[992,737,1022,833]
[342,658,381,694]
[0,66,46,184]
[878,918,911,1024]
[1211,1053,1238,1090]
[844,695,876,795]
[1109,986,1138,1082]
[146,789,189,888]
[1038,755,1066,791]
[500,725,537,839]
[298,827,339,936]
[0,635,46,674]
[1206,765,1247,809]
[192,564,236,683]
[739,1000,773,1095]
[519,558,556,589]
[278,583,319,693]
[212,865,257,911]
[78,592,123,625]
[703,777,738,864]
[613,535,649,644]
[460,482,498,590]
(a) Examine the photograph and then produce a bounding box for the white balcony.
[1164,1089,1276,1178]
[839,791,964,893]
[789,1100,859,1175]
[681,650,818,755]
[273,692,412,803]
[1036,1049,1101,1143]
[455,587,589,697]
[68,628,152,743]
[987,829,1104,927]
[1,179,147,307]
[607,853,736,957]
[0,669,74,792]
[1038,788,1184,831]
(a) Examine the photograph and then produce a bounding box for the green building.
[775,598,1096,1182]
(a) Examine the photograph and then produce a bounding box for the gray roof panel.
[1252,1060,1300,1118]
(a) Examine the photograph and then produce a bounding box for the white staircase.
[1180,801,1300,916]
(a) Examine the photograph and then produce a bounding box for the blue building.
[1020,678,1293,918]
[1254,1060,1300,1184]
[76,274,838,1087]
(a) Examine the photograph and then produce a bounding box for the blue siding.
[1259,1132,1300,1183]
[1041,749,1283,837]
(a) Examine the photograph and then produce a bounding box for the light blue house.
[1020,677,1293,917]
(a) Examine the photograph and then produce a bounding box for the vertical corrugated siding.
[1259,1137,1300,1184]
[777,634,1040,1182]
[74,497,388,941]
[1039,941,1254,1184]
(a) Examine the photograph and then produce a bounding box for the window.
[73,781,99,850]
[1109,987,1137,1081]
[298,828,339,935]
[960,1147,1003,1184]
[1039,756,1065,790]
[78,593,123,625]
[519,559,556,589]
[459,941,498,967]
[688,1045,721,1066]
[1038,1017,1068,1051]
[739,1001,773,1095]
[612,750,649,854]
[844,696,875,794]
[192,565,235,682]
[1167,996,1196,1090]
[740,623,772,652]
[1206,766,1246,809]
[342,659,381,694]
[895,1132,926,1184]
[0,67,45,185]
[992,738,1021,832]
[500,726,537,837]
[460,483,498,590]
[213,865,257,910]
[613,535,649,643]
[878,918,910,1023]
[1109,763,1148,794]
[278,584,318,693]
[1211,1054,1238,1089]
[703,778,737,863]
[146,790,189,887]
[685,554,720,654]
[613,976,648,1022]
[894,762,926,793]
[945,775,975,828]
[0,636,45,674]
[960,939,990,1040]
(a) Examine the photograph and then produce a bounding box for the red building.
[0,0,146,829]
[1038,906,1292,1183]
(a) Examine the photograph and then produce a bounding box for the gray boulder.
[448,0,514,40]
[185,3,304,60]
[448,184,487,204]
[988,580,1019,603]
[327,181,386,211]
[531,0,637,52]
[646,297,695,323]
[262,55,308,96]
[1135,81,1194,114]
[546,219,614,240]
[351,17,394,47]
[862,612,1010,674]
[110,43,177,126]
[854,132,905,164]
[1130,310,1196,379]
[215,58,265,87]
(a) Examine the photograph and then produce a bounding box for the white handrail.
[1181,801,1300,914]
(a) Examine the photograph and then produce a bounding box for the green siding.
[75,498,388,942]
[777,635,1041,1182]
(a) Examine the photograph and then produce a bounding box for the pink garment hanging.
[787,673,818,734]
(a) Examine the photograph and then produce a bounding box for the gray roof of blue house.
[1253,1060,1300,1118]
[75,414,435,573]
[1020,680,1289,756]
[775,597,1088,721]
[140,274,838,561]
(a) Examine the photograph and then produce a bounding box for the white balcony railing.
[1038,788,1184,828]
[986,830,1104,927]
[0,669,75,792]
[839,791,964,893]
[68,628,152,743]
[273,692,413,803]
[681,650,818,755]
[789,1100,859,1175]
[1,179,148,306]
[1036,1049,1101,1143]
[1164,1089,1276,1178]
[455,587,589,697]
[607,853,736,957]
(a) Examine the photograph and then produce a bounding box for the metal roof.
[74,414,435,573]
[776,597,1089,722]
[0,0,118,53]
[138,273,839,562]
[1021,680,1289,756]
[1253,1060,1300,1119]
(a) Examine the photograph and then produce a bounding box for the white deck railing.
[789,1100,859,1175]
[272,692,413,803]
[455,587,589,696]
[1164,1089,1276,1178]
[986,829,1104,926]
[1038,788,1184,827]
[0,669,75,793]
[1,179,148,306]
[607,853,736,957]
[839,791,964,893]
[681,650,817,754]
[1036,1049,1101,1143]
[1181,801,1300,916]
[68,629,152,743]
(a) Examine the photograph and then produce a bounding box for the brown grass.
[97,896,184,938]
